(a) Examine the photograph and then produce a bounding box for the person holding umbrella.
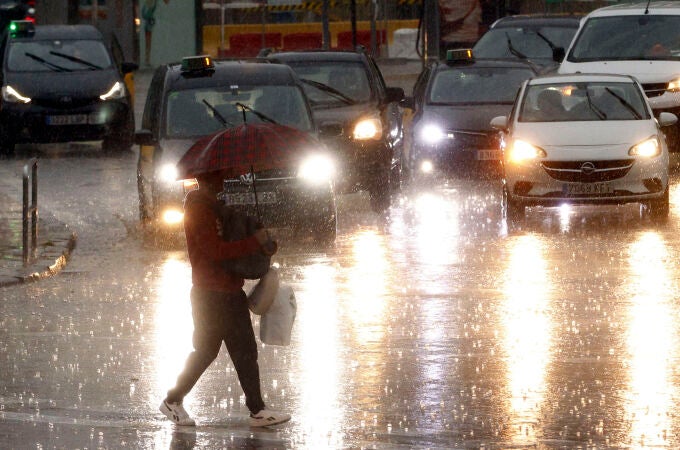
[159,171,290,427]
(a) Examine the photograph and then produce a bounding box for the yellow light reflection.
[624,232,675,447]
[502,235,552,444]
[152,256,193,406]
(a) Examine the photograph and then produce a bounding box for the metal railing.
[22,158,38,266]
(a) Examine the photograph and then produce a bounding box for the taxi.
[135,56,337,242]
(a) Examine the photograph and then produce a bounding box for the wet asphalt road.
[3,66,680,448]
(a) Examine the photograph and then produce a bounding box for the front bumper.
[412,131,500,173]
[322,136,392,192]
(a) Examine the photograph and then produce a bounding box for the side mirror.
[318,122,343,138]
[121,62,139,74]
[658,112,678,127]
[552,47,565,62]
[134,129,156,146]
[490,116,508,131]
[400,96,415,110]
[385,86,405,104]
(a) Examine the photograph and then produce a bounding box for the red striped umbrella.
[176,122,320,179]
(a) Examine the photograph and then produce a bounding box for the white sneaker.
[249,409,291,427]
[160,400,196,426]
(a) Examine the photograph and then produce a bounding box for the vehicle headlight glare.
[629,136,660,157]
[162,209,184,225]
[159,164,179,183]
[420,124,446,144]
[668,78,680,92]
[353,117,382,140]
[100,81,125,100]
[298,154,334,184]
[2,85,31,103]
[420,159,434,173]
[508,139,546,162]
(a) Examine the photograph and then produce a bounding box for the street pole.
[322,0,330,50]
[350,0,357,48]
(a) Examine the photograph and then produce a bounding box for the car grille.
[541,159,635,182]
[641,82,667,98]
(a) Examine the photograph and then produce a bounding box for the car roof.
[164,59,300,90]
[587,1,680,17]
[528,73,638,85]
[434,58,539,72]
[491,13,583,28]
[268,50,365,63]
[11,24,103,41]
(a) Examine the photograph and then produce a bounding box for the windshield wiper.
[604,87,642,119]
[505,33,528,60]
[535,30,558,52]
[235,102,278,124]
[202,99,235,127]
[299,78,356,105]
[24,52,70,72]
[49,51,102,70]
[585,89,607,120]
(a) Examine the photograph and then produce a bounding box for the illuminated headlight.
[353,117,382,140]
[158,164,179,183]
[668,78,680,92]
[100,81,126,101]
[2,85,31,103]
[420,124,447,144]
[162,209,184,225]
[298,154,334,184]
[507,139,546,163]
[629,136,660,157]
[419,159,434,173]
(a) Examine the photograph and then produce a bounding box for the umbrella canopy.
[176,122,321,180]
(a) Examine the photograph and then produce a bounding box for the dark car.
[267,49,405,212]
[0,21,137,154]
[401,49,538,180]
[135,56,337,242]
[472,14,582,71]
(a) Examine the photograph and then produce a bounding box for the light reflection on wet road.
[2,152,680,448]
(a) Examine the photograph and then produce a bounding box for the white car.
[490,73,677,221]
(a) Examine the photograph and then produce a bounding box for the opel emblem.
[239,173,254,185]
[580,162,596,175]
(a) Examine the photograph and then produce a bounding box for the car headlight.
[353,116,382,140]
[419,124,448,145]
[507,139,546,163]
[2,85,31,103]
[298,154,334,184]
[100,81,126,101]
[668,77,680,92]
[162,209,184,225]
[158,163,179,183]
[629,136,660,157]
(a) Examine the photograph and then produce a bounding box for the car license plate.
[562,182,613,195]
[46,114,88,125]
[223,191,277,205]
[476,149,501,160]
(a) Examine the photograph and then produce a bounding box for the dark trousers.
[166,287,265,414]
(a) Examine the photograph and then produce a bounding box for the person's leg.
[166,287,223,403]
[221,290,265,414]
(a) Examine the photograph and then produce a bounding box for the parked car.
[557,1,680,151]
[401,49,538,181]
[266,48,405,212]
[472,13,582,72]
[490,73,677,223]
[135,55,337,242]
[0,21,136,155]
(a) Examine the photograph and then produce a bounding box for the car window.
[428,67,534,104]
[568,15,680,61]
[7,39,112,71]
[474,26,577,59]
[519,82,650,122]
[288,61,372,105]
[164,84,313,139]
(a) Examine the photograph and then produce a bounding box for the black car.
[402,49,538,180]
[267,49,405,212]
[135,56,337,242]
[472,14,582,72]
[0,21,137,154]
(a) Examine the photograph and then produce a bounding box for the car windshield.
[473,25,577,61]
[519,81,650,122]
[568,15,680,61]
[287,61,372,106]
[7,39,112,71]
[164,84,313,139]
[428,66,533,104]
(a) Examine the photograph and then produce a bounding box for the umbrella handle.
[250,165,262,223]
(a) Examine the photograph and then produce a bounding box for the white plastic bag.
[259,284,296,346]
[247,267,279,315]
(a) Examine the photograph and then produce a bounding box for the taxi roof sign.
[181,55,214,72]
[446,48,474,64]
[8,20,35,38]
